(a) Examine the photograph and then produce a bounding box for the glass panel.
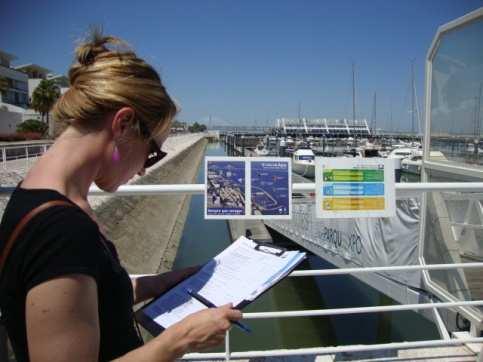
[424,170,483,317]
[430,18,483,169]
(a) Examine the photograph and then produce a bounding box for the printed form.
[141,236,305,330]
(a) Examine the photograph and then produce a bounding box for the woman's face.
[95,124,169,192]
[94,134,147,192]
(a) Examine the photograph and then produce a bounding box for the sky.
[1,0,481,130]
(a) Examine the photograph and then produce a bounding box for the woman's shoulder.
[0,186,99,242]
[0,187,107,292]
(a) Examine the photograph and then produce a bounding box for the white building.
[14,63,52,102]
[0,50,69,136]
[0,50,29,108]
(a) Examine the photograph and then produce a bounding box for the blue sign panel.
[206,161,246,216]
[251,161,290,216]
[323,182,385,196]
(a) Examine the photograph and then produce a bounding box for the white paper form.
[141,236,305,330]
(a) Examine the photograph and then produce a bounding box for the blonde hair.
[52,30,178,139]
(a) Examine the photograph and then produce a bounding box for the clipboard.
[135,237,305,336]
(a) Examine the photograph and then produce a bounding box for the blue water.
[172,143,439,352]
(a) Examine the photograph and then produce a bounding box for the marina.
[0,2,483,362]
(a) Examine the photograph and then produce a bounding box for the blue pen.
[186,289,251,333]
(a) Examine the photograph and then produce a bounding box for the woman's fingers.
[218,303,242,321]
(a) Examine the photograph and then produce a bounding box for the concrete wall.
[0,109,22,133]
[94,136,208,275]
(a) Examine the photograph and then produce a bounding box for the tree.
[31,79,60,123]
[188,122,207,133]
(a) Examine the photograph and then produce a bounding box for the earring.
[112,145,121,162]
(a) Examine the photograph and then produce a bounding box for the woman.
[0,32,241,361]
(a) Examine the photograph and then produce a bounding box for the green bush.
[16,119,48,135]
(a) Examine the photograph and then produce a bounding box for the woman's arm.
[131,266,199,304]
[26,274,241,362]
[26,275,100,362]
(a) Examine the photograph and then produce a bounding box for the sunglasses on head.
[138,121,167,169]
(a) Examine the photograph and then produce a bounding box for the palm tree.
[31,79,60,123]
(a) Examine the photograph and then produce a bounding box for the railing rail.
[132,261,483,360]
[1,183,482,359]
[182,337,483,360]
[1,182,483,197]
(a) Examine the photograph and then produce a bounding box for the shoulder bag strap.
[0,200,73,275]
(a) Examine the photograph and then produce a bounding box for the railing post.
[225,329,230,361]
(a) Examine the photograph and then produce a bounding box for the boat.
[387,147,419,160]
[254,142,270,156]
[400,150,423,174]
[401,150,446,175]
[292,147,315,178]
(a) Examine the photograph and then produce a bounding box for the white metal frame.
[2,181,482,197]
[0,143,52,170]
[132,261,483,360]
[2,182,483,359]
[421,7,483,335]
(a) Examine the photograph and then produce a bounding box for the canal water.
[172,142,438,352]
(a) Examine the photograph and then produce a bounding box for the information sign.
[316,158,396,218]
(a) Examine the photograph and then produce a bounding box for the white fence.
[0,143,52,171]
[1,182,483,360]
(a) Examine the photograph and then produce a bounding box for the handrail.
[182,337,483,359]
[130,262,483,359]
[1,182,483,196]
[1,182,477,359]
[130,262,483,279]
[243,300,483,319]
[289,262,483,276]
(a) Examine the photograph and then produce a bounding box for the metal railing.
[0,143,52,170]
[2,182,483,360]
[2,181,481,196]
[132,261,483,359]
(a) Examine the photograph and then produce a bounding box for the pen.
[186,289,251,333]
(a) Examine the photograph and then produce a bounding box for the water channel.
[172,142,438,352]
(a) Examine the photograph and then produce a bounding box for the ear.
[111,107,136,139]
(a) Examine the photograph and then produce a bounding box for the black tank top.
[0,186,143,361]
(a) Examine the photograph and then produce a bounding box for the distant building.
[0,50,29,108]
[14,64,70,101]
[171,121,188,133]
[0,50,69,136]
[275,118,371,137]
[14,63,52,101]
[47,74,69,94]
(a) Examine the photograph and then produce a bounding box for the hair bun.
[75,32,124,66]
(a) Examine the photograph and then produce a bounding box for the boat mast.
[371,91,377,136]
[352,62,356,127]
[298,101,302,125]
[411,59,415,135]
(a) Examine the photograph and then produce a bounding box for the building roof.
[14,63,52,76]
[47,73,67,81]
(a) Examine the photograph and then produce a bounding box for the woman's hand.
[131,266,201,304]
[168,304,243,354]
[158,266,201,293]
